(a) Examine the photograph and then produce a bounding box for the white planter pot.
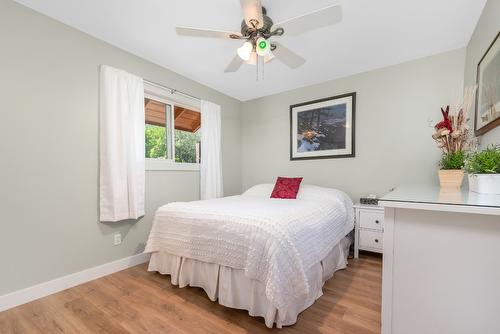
[468,174,500,194]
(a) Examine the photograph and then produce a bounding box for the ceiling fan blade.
[176,26,240,39]
[272,42,306,69]
[240,0,264,29]
[224,55,245,73]
[272,5,342,36]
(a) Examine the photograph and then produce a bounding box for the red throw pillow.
[270,177,303,199]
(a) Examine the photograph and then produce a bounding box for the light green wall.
[464,0,500,147]
[0,0,241,295]
[241,49,466,201]
[1,0,495,297]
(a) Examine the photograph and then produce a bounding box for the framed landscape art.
[475,31,500,136]
[290,92,355,160]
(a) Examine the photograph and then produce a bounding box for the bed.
[144,184,354,328]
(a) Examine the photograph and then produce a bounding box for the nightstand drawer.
[359,210,384,231]
[359,230,383,250]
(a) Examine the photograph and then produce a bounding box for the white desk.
[379,185,500,334]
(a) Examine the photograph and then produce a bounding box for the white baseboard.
[0,252,150,312]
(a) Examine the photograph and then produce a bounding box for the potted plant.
[432,87,476,189]
[465,145,500,194]
[432,106,470,189]
[438,150,466,189]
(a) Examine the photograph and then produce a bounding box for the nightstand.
[354,203,384,258]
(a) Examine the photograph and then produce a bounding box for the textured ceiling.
[14,0,486,101]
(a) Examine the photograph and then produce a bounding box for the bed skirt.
[147,236,351,328]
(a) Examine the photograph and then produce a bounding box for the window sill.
[145,159,200,171]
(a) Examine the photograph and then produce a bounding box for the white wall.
[0,0,241,295]
[464,0,500,147]
[241,49,466,201]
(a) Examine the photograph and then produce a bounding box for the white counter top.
[379,184,500,215]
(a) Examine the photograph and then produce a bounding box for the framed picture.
[475,31,500,136]
[290,92,355,160]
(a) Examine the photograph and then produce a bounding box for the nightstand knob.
[375,220,380,224]
[375,239,379,243]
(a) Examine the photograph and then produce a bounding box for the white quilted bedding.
[144,184,353,311]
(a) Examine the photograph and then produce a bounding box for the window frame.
[144,83,201,171]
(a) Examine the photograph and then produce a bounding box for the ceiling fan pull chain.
[256,55,259,81]
[260,55,265,81]
[254,55,265,81]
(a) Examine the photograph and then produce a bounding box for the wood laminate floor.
[0,253,381,334]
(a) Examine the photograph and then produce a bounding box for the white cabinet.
[379,185,500,334]
[354,204,384,258]
[359,229,383,249]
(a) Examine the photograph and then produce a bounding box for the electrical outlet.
[113,232,122,245]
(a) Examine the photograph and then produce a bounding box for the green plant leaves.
[464,145,500,174]
[440,150,465,170]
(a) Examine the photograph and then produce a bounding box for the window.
[145,98,170,159]
[144,84,201,170]
[173,107,201,163]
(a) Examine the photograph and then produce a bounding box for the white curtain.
[200,100,223,200]
[99,65,145,222]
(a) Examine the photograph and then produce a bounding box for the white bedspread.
[144,185,353,311]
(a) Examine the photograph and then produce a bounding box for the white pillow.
[242,183,352,204]
[297,185,354,215]
[243,183,346,201]
[242,184,275,197]
[296,184,339,200]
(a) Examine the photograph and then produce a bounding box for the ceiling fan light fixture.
[247,51,257,65]
[237,41,253,61]
[246,50,273,65]
[256,37,270,56]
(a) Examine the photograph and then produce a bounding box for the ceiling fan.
[176,0,342,74]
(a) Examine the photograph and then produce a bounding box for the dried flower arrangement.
[433,86,476,189]
[432,86,477,155]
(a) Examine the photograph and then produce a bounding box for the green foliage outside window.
[145,124,200,163]
[175,130,200,163]
[145,125,166,158]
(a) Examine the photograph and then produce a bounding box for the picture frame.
[474,31,500,136]
[290,92,356,160]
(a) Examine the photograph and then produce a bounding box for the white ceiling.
[14,0,486,101]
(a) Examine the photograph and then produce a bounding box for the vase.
[438,170,464,190]
[468,174,500,194]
